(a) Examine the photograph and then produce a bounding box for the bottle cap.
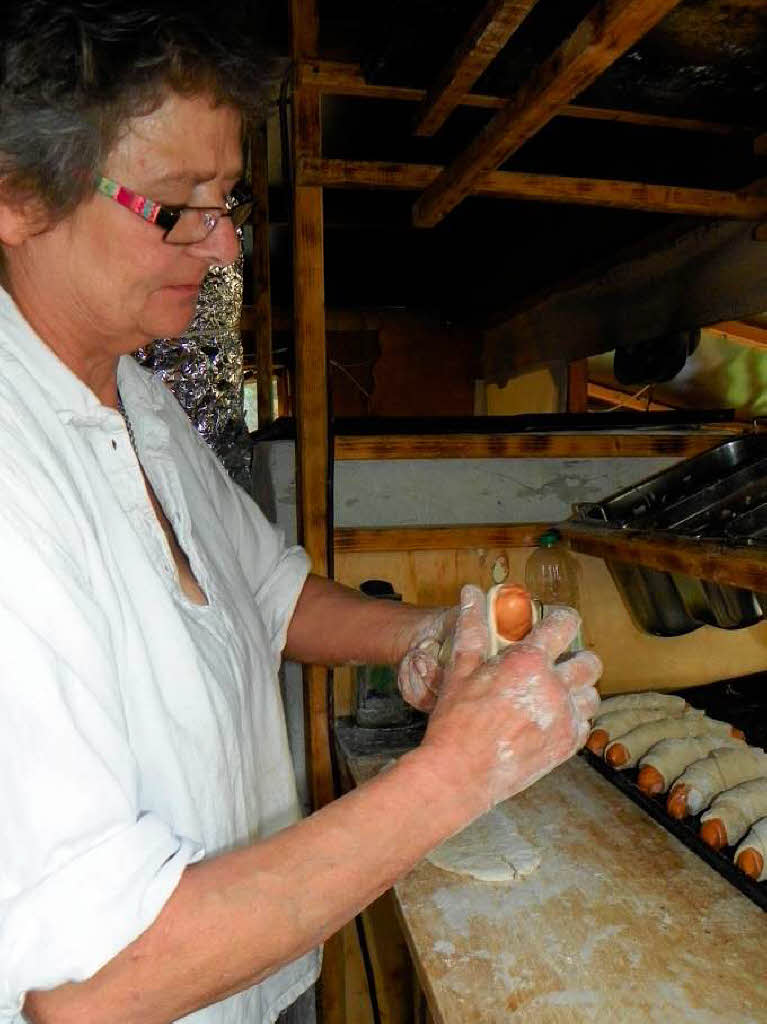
[538,528,561,548]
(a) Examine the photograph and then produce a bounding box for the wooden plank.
[296,60,742,135]
[567,359,588,413]
[587,381,675,411]
[562,520,767,592]
[709,320,767,350]
[334,523,550,553]
[412,0,684,227]
[291,6,347,1022]
[250,120,273,428]
[754,132,767,157]
[414,0,539,137]
[297,157,767,219]
[334,430,742,461]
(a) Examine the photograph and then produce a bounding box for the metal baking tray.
[582,675,767,912]
[576,434,767,544]
[574,435,767,633]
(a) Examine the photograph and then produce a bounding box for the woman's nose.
[193,214,241,268]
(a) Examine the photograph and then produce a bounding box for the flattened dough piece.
[426,807,541,883]
[597,693,687,716]
[638,735,745,791]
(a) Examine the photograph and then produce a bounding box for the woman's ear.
[0,193,50,246]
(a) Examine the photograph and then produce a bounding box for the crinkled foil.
[135,255,252,490]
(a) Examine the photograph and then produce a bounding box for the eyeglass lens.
[164,198,254,244]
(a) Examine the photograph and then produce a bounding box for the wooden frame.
[562,521,767,592]
[413,0,540,136]
[412,0,685,226]
[297,157,767,220]
[334,523,548,553]
[334,429,742,461]
[250,121,273,428]
[297,60,743,136]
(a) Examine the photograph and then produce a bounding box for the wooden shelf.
[561,521,767,592]
[335,429,742,461]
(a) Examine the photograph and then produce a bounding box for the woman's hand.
[418,584,602,816]
[396,606,459,712]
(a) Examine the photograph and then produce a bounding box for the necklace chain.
[116,390,138,455]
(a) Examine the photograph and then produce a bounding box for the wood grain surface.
[350,755,767,1023]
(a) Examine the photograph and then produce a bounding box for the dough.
[604,713,735,769]
[591,707,688,745]
[701,777,767,845]
[678,747,767,816]
[597,692,687,716]
[638,735,745,791]
[426,806,541,883]
[735,817,767,881]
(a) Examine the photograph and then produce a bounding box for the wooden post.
[290,4,347,1022]
[250,120,273,428]
[567,359,588,413]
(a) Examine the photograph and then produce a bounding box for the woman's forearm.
[23,746,475,1024]
[284,574,438,666]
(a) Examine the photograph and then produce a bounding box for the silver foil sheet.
[135,255,252,489]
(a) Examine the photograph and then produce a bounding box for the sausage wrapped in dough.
[735,817,767,881]
[667,746,767,819]
[597,692,687,716]
[700,778,767,850]
[586,708,686,758]
[637,735,745,795]
[604,714,742,770]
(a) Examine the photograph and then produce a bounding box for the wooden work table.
[346,752,767,1023]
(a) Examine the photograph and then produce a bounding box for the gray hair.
[0,1,276,220]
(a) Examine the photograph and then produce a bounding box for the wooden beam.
[562,520,767,593]
[414,0,539,137]
[292,9,350,1023]
[754,133,767,157]
[587,381,675,412]
[412,0,684,227]
[250,121,273,429]
[296,60,743,135]
[334,523,550,553]
[710,320,767,350]
[334,429,742,461]
[297,157,767,220]
[567,360,588,413]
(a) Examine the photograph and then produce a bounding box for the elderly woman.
[0,4,601,1023]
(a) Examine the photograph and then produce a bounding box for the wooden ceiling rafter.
[411,0,685,228]
[413,0,540,137]
[297,60,746,137]
[709,320,767,351]
[587,382,675,411]
[296,157,767,220]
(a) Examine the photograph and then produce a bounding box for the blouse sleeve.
[0,482,201,1018]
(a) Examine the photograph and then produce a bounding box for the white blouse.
[0,288,320,1023]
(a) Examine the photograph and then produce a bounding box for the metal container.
[575,435,767,635]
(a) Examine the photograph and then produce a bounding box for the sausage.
[666,782,691,819]
[736,848,764,880]
[636,764,666,795]
[492,584,534,643]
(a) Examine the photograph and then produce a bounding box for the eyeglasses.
[95,175,254,244]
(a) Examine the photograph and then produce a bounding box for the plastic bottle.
[524,529,583,649]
